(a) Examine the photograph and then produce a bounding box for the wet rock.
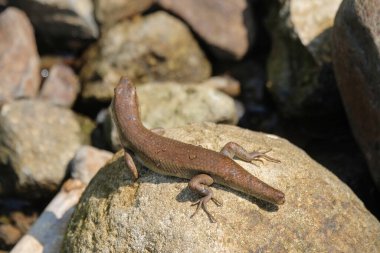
[94,0,154,27]
[63,123,380,252]
[332,0,380,190]
[8,0,98,52]
[158,0,254,59]
[39,64,80,108]
[106,83,238,150]
[266,0,342,117]
[80,12,211,101]
[0,8,40,106]
[70,146,113,185]
[0,100,90,197]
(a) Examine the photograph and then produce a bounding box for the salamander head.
[114,76,137,102]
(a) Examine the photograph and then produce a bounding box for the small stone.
[0,100,90,197]
[39,64,80,108]
[70,146,113,185]
[332,0,380,190]
[80,12,211,101]
[0,7,40,106]
[63,123,380,252]
[157,0,254,59]
[94,0,154,27]
[0,224,22,246]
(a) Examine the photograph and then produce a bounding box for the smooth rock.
[63,123,380,252]
[106,83,238,150]
[332,0,380,190]
[266,0,342,117]
[0,8,40,106]
[8,0,98,51]
[157,0,254,59]
[94,0,154,27]
[39,64,80,108]
[80,12,211,101]
[70,146,113,185]
[0,100,90,197]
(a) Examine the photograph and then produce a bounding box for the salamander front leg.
[220,142,280,165]
[188,174,222,223]
[124,150,139,180]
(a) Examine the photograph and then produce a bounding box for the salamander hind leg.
[124,151,139,180]
[188,174,222,223]
[220,142,280,165]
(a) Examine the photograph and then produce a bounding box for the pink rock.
[0,7,40,106]
[39,64,80,107]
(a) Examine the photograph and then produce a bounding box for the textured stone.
[266,0,342,117]
[158,0,254,59]
[8,0,98,51]
[80,12,211,101]
[0,8,40,106]
[94,0,154,27]
[332,0,380,190]
[63,123,380,252]
[0,100,90,197]
[106,83,238,150]
[39,64,80,108]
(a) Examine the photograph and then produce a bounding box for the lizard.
[111,76,285,222]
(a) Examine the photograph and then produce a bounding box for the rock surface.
[80,12,211,101]
[106,83,238,150]
[0,8,40,106]
[94,0,154,27]
[266,0,342,117]
[332,0,380,190]
[8,0,98,51]
[63,123,380,252]
[0,100,89,197]
[39,64,80,108]
[158,0,254,59]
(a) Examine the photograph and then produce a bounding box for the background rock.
[94,0,154,28]
[105,83,238,150]
[0,8,40,106]
[265,0,342,117]
[39,64,80,108]
[80,12,211,101]
[332,0,380,190]
[7,0,98,52]
[0,100,91,198]
[63,123,380,252]
[157,0,254,59]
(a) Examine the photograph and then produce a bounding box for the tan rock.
[332,0,380,190]
[94,0,154,27]
[63,123,380,252]
[39,64,80,108]
[0,100,90,197]
[0,8,40,106]
[157,0,254,59]
[80,12,211,101]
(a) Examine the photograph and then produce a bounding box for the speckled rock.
[266,0,342,117]
[80,12,211,101]
[8,0,98,51]
[39,64,80,108]
[63,123,380,252]
[0,100,92,197]
[105,83,238,150]
[0,8,40,106]
[332,0,380,190]
[94,0,154,27]
[157,0,254,59]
